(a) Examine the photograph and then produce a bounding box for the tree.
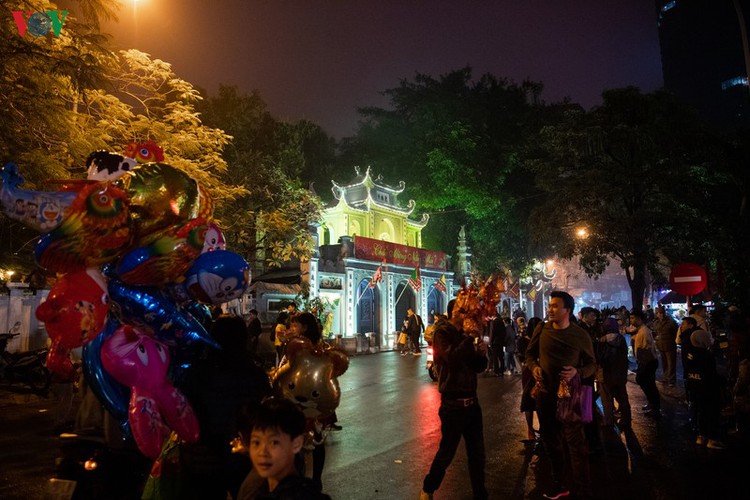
[528,87,723,311]
[197,86,325,271]
[1,1,242,272]
[340,68,552,274]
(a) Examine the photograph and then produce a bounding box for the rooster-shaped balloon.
[35,181,131,273]
[124,140,164,164]
[100,325,200,459]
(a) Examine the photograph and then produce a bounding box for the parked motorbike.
[425,345,437,381]
[0,328,50,394]
[50,433,150,500]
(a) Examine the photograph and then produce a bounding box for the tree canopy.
[340,67,552,273]
[197,85,335,270]
[527,87,725,310]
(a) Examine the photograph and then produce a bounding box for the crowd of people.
[50,293,750,499]
[419,292,750,500]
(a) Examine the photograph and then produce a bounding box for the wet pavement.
[1,351,749,499]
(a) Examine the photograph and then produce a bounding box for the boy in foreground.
[238,397,331,500]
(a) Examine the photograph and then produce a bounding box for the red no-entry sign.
[669,262,707,296]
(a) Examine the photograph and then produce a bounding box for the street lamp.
[575,227,589,239]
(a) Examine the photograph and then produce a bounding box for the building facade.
[306,167,453,349]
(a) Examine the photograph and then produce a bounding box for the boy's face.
[249,428,304,481]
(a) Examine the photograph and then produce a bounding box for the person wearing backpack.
[597,317,631,429]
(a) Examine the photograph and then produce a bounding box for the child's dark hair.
[291,312,322,344]
[249,397,306,438]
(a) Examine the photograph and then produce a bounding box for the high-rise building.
[656,0,750,129]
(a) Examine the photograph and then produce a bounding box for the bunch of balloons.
[1,144,250,458]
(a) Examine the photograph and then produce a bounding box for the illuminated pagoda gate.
[313,167,453,349]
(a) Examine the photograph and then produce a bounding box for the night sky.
[101,0,664,138]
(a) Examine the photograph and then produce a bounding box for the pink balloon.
[100,325,199,458]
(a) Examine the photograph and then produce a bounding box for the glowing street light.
[575,227,589,239]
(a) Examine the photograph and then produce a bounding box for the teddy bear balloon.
[272,337,349,420]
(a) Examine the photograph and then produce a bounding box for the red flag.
[369,265,383,288]
[408,266,422,291]
[508,280,520,299]
[435,274,447,293]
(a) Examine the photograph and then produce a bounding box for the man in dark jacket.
[653,306,679,386]
[247,309,263,355]
[526,291,596,500]
[489,314,506,375]
[420,299,489,500]
[406,306,425,355]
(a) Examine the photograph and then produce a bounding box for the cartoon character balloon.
[184,250,250,305]
[36,269,109,379]
[1,162,78,233]
[201,222,225,253]
[272,337,349,420]
[100,325,200,458]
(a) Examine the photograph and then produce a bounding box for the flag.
[408,266,422,291]
[368,264,383,288]
[435,274,447,293]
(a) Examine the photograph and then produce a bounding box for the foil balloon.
[36,269,108,379]
[184,250,250,305]
[82,318,130,425]
[107,278,219,349]
[1,162,77,233]
[101,324,200,459]
[201,222,225,253]
[115,218,207,286]
[272,337,349,420]
[124,141,164,164]
[47,337,77,381]
[86,151,138,182]
[182,302,213,330]
[113,163,213,239]
[36,269,109,347]
[35,181,132,273]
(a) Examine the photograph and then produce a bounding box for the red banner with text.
[353,236,447,270]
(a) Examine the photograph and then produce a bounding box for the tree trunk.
[629,260,647,312]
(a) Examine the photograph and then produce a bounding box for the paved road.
[1,351,748,499]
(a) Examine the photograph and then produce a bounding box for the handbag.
[398,332,408,345]
[556,374,593,424]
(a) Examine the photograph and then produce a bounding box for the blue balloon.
[184,250,250,305]
[108,278,219,349]
[82,318,130,428]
